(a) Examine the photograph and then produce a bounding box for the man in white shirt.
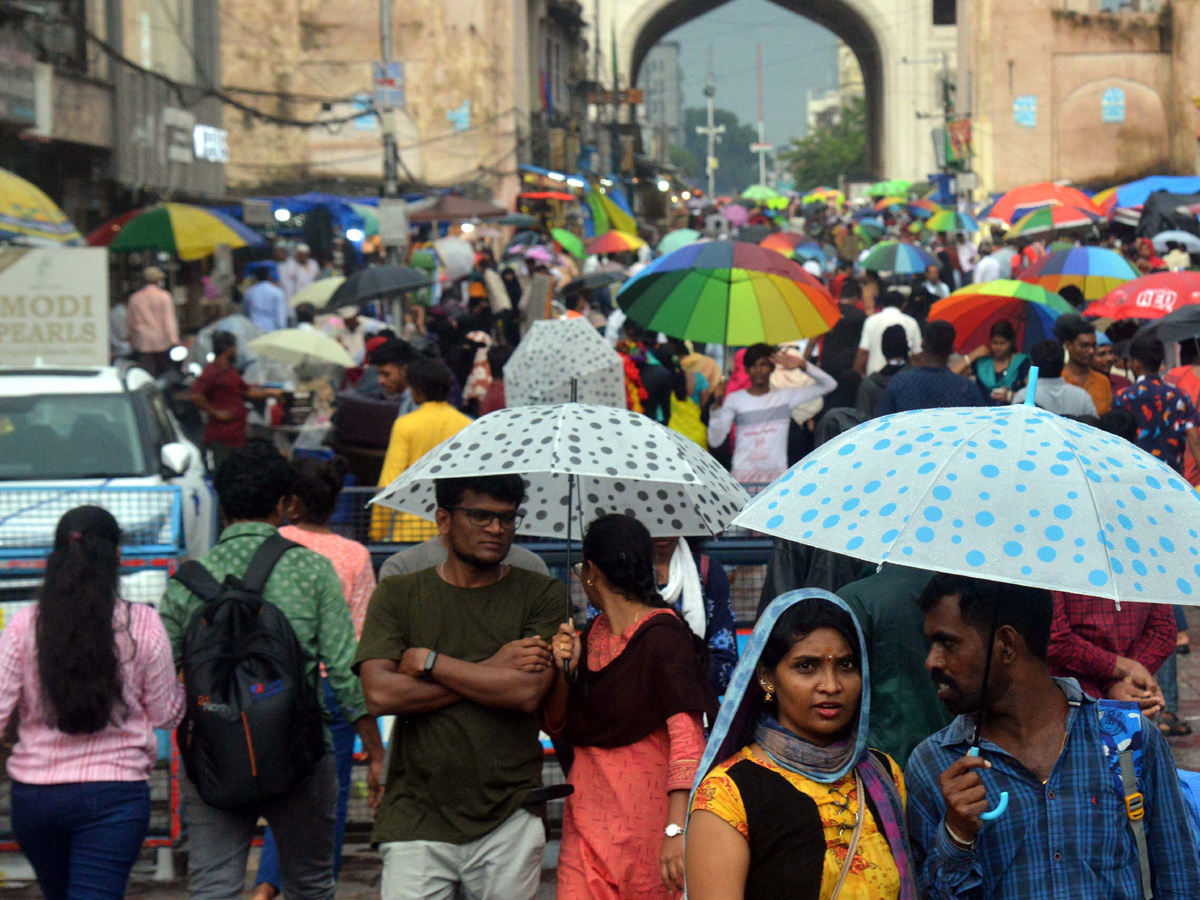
[281,244,320,302]
[973,242,1001,283]
[1011,340,1098,417]
[708,343,838,486]
[955,232,977,281]
[855,290,923,376]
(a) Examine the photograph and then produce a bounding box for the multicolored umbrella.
[1085,272,1200,321]
[1009,206,1102,238]
[860,240,936,274]
[929,280,1075,353]
[741,184,781,203]
[984,183,1101,225]
[910,199,942,219]
[95,203,265,261]
[854,221,885,243]
[0,168,82,245]
[1020,246,1139,302]
[586,230,645,256]
[1092,187,1118,217]
[760,233,828,268]
[617,241,838,345]
[551,227,586,259]
[658,228,703,255]
[926,210,979,233]
[874,196,908,211]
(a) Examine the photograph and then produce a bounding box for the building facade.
[639,40,683,163]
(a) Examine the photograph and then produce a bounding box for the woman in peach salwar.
[547,514,718,900]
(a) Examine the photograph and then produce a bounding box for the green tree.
[674,108,761,196]
[668,144,700,177]
[783,97,869,191]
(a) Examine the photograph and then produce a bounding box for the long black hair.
[37,506,128,734]
[581,514,669,609]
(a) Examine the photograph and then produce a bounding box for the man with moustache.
[904,574,1199,899]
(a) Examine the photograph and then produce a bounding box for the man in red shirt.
[1048,590,1175,716]
[190,331,280,469]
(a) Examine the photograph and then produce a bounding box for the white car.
[0,365,215,583]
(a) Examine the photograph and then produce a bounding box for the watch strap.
[422,650,439,680]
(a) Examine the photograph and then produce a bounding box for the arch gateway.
[598,0,958,181]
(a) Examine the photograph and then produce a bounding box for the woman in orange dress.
[547,514,717,900]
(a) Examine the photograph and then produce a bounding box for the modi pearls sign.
[0,247,108,365]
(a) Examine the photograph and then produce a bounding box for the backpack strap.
[172,560,224,602]
[1098,699,1153,900]
[240,533,300,594]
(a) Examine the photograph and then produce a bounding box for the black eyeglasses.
[446,507,524,530]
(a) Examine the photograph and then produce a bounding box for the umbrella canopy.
[504,230,543,256]
[1008,206,1101,238]
[98,203,265,261]
[874,196,908,211]
[1092,187,1119,217]
[497,212,540,227]
[0,168,82,245]
[248,328,354,368]
[373,403,751,538]
[758,232,806,255]
[1115,176,1200,209]
[1140,304,1200,344]
[617,241,838,345]
[854,222,885,243]
[984,183,1101,225]
[1085,272,1200,321]
[503,319,626,409]
[559,269,628,295]
[722,204,751,226]
[910,199,942,219]
[734,404,1200,604]
[324,265,433,311]
[1020,247,1139,302]
[741,184,781,203]
[658,228,703,255]
[432,236,476,280]
[736,224,773,244]
[860,240,936,274]
[407,194,507,223]
[586,231,645,256]
[926,210,979,233]
[518,191,577,202]
[288,276,345,309]
[864,179,912,198]
[929,280,1075,353]
[524,245,555,265]
[1152,230,1200,254]
[551,227,586,259]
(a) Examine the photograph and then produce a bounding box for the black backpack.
[172,534,325,810]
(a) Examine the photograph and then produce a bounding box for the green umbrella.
[657,228,703,255]
[864,179,913,198]
[741,184,781,203]
[551,227,585,259]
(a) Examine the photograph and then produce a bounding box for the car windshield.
[0,393,147,480]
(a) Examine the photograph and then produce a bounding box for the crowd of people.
[12,213,1200,900]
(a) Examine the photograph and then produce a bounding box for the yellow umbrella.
[249,328,354,368]
[288,277,345,309]
[0,167,82,245]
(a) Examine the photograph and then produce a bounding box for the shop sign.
[0,248,108,366]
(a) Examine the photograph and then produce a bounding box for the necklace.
[1041,728,1070,786]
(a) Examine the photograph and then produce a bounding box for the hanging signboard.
[0,247,109,366]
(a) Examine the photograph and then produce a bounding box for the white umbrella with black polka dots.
[370,403,750,538]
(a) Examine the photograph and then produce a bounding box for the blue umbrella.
[734,402,1200,605]
[861,241,937,275]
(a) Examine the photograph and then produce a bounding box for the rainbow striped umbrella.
[1020,246,1139,302]
[1009,205,1102,238]
[617,241,839,345]
[984,182,1102,225]
[586,230,645,256]
[874,196,908,211]
[860,240,936,274]
[760,232,826,266]
[926,210,979,233]
[97,203,265,261]
[929,280,1074,353]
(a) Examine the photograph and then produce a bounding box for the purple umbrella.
[723,204,750,226]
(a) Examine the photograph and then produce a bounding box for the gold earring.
[761,682,774,703]
[585,578,595,586]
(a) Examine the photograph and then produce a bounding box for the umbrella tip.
[1024,366,1040,407]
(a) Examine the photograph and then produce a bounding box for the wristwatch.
[421,650,439,681]
[664,823,686,838]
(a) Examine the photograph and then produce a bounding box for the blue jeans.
[1160,605,1189,713]
[255,678,355,890]
[11,779,150,900]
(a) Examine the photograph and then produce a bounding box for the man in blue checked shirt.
[905,574,1200,899]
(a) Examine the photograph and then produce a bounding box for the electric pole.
[750,43,773,187]
[381,0,398,206]
[695,46,724,198]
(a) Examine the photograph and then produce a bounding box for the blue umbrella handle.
[967,747,1010,821]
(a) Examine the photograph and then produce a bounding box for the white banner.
[0,246,109,366]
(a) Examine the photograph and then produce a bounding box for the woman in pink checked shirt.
[0,506,184,900]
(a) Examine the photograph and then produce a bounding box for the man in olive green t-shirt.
[356,474,566,900]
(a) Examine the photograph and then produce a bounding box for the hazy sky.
[656,0,840,148]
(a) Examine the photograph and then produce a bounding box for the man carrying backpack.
[906,574,1200,899]
[159,440,384,900]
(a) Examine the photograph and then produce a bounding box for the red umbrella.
[1084,272,1200,320]
[986,183,1101,225]
[87,207,146,246]
[518,191,577,202]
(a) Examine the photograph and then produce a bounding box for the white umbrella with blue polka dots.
[734,404,1200,604]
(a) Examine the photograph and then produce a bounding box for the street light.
[681,191,692,200]
[460,222,476,233]
[274,208,291,222]
[346,228,365,242]
[657,179,670,192]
